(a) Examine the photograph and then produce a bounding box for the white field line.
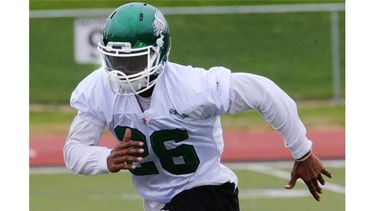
[239,189,310,199]
[88,188,310,201]
[29,166,71,174]
[29,160,345,175]
[227,160,345,194]
[30,160,344,200]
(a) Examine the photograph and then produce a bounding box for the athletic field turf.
[30,160,345,211]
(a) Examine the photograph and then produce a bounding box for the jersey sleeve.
[206,66,232,115]
[163,64,232,119]
[227,72,312,159]
[64,68,112,175]
[69,69,109,127]
[63,114,112,175]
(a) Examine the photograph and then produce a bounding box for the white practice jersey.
[64,61,312,205]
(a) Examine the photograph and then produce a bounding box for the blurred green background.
[29,0,346,138]
[30,0,345,104]
[29,0,345,134]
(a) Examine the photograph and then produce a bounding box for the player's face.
[103,54,148,76]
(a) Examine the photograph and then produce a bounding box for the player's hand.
[107,128,144,173]
[285,152,333,201]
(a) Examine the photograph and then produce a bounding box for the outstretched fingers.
[322,168,333,178]
[285,174,298,189]
[313,178,323,194]
[317,174,325,185]
[285,154,333,201]
[123,128,132,143]
[304,179,321,201]
[112,150,143,164]
[107,128,144,172]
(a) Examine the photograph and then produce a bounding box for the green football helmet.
[98,2,171,95]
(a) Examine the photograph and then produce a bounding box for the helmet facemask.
[98,38,164,95]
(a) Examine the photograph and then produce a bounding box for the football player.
[63,2,332,211]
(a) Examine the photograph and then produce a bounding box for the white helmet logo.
[153,11,167,37]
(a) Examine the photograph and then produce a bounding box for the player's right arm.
[64,113,145,175]
[63,69,115,175]
[63,113,111,175]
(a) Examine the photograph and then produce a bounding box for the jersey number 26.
[115,126,201,176]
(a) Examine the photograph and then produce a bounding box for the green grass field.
[30,161,345,211]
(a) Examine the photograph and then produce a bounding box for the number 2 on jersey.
[115,126,200,176]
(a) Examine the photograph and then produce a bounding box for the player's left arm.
[226,72,332,201]
[285,150,332,201]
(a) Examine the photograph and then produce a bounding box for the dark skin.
[139,85,154,98]
[285,152,333,201]
[106,81,333,201]
[106,83,154,172]
[107,128,144,172]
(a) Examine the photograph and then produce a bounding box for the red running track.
[29,131,344,167]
